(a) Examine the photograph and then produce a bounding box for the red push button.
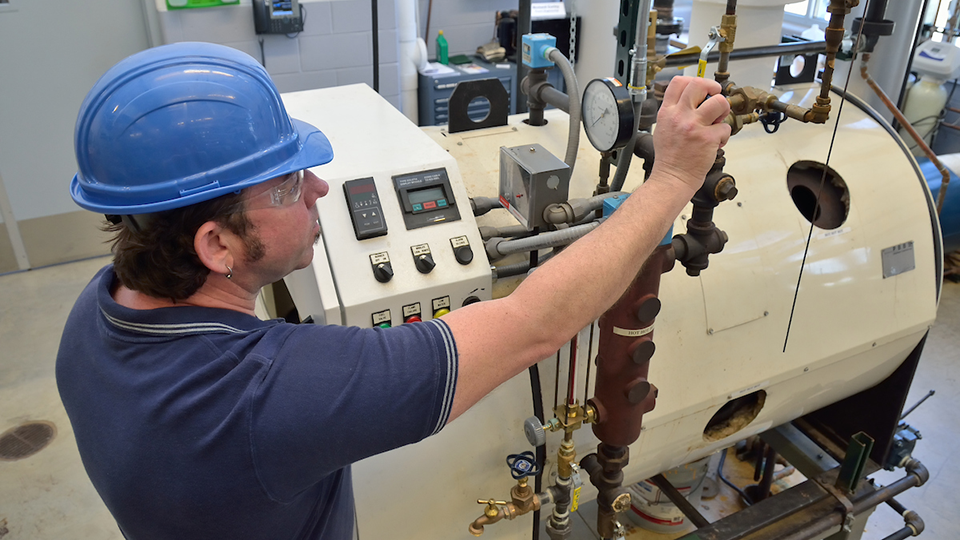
[404,315,422,324]
[423,201,437,210]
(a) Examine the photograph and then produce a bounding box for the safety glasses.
[232,170,304,212]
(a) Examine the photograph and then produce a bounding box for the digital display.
[408,186,445,205]
[349,183,376,195]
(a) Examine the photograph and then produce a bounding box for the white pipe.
[397,0,425,123]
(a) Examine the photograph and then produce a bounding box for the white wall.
[156,0,403,108]
[0,0,149,223]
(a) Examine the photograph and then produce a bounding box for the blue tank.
[916,156,960,254]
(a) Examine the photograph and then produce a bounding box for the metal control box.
[281,84,492,329]
[498,143,571,230]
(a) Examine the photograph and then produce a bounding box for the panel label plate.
[882,241,915,278]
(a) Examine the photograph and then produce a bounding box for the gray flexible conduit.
[489,220,601,258]
[547,48,581,175]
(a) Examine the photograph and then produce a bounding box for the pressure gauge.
[582,78,635,153]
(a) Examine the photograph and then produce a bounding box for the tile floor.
[0,255,957,539]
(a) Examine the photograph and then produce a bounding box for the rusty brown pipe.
[589,244,673,446]
[861,54,950,214]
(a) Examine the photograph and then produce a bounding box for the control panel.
[281,85,492,328]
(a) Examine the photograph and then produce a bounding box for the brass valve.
[479,499,507,518]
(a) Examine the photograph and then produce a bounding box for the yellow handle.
[697,59,707,78]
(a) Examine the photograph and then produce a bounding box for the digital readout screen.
[408,186,445,205]
[349,183,376,195]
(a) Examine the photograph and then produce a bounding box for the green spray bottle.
[437,30,449,65]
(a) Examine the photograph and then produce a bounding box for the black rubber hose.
[528,364,545,540]
[718,448,752,506]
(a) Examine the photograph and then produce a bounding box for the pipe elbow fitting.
[485,237,506,260]
[905,458,930,486]
[544,202,575,224]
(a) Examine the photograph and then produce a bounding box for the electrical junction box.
[499,143,570,230]
[913,40,960,82]
[522,33,557,68]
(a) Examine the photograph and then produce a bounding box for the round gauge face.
[582,78,633,153]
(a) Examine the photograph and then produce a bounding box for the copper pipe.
[861,54,949,214]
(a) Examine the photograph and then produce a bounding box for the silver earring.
[225,266,233,280]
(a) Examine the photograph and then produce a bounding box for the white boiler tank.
[282,82,940,540]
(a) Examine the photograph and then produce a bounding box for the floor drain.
[0,421,56,461]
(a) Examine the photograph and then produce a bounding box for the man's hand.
[651,77,732,195]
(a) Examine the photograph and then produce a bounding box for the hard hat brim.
[71,117,334,215]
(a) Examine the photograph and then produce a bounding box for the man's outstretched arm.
[443,76,732,422]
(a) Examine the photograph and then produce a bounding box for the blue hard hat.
[71,42,334,214]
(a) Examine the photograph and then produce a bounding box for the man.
[57,42,730,539]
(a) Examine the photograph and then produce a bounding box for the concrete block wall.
[419,0,520,61]
[157,0,402,109]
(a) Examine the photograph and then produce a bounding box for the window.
[784,0,829,29]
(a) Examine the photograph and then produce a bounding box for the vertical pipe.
[756,445,777,502]
[372,0,379,93]
[517,0,532,113]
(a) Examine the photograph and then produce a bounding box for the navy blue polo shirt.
[56,265,457,539]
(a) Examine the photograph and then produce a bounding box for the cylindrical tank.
[917,154,960,252]
[284,82,941,540]
[627,455,712,533]
[900,78,949,154]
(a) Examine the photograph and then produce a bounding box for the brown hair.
[104,192,264,301]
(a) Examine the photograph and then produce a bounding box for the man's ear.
[194,221,236,275]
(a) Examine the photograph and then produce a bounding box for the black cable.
[372,0,379,93]
[527,364,545,540]
[718,448,752,507]
[258,36,266,67]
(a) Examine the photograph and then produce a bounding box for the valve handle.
[760,111,787,134]
[506,451,541,479]
[523,416,547,447]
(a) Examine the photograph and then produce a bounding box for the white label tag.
[612,325,654,338]
[402,303,421,318]
[531,1,565,20]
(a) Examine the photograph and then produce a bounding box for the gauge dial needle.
[592,111,606,126]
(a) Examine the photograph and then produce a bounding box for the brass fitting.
[468,481,543,536]
[550,401,598,435]
[469,499,507,536]
[718,14,737,54]
[611,492,632,513]
[557,439,577,480]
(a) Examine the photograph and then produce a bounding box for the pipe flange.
[851,17,894,37]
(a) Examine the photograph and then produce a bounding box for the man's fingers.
[677,77,722,108]
[660,76,692,108]
[697,94,731,125]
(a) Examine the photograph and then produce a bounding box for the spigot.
[469,499,507,536]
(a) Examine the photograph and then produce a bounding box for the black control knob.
[453,245,474,265]
[372,262,394,283]
[415,253,436,274]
